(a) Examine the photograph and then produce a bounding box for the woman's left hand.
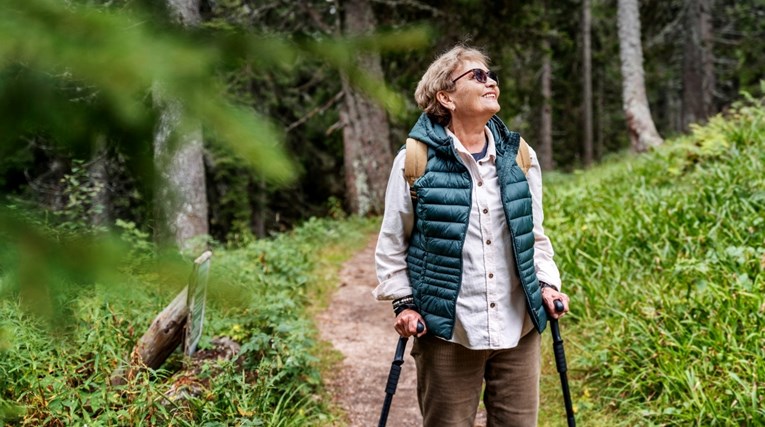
[541,287,570,319]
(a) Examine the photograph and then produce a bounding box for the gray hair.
[414,45,490,126]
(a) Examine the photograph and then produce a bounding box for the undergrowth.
[0,215,377,426]
[3,96,763,426]
[540,95,765,425]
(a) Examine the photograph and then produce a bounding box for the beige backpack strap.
[517,137,532,175]
[404,138,427,199]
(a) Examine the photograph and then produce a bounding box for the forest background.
[1,0,764,425]
[3,0,763,242]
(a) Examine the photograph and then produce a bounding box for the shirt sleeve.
[525,141,563,290]
[373,150,415,301]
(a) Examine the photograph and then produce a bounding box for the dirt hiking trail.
[317,234,487,427]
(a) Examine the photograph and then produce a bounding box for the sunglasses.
[452,68,499,85]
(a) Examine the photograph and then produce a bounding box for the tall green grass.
[0,216,377,426]
[543,96,765,425]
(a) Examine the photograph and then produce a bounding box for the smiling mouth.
[483,93,497,99]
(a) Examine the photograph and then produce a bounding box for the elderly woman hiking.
[374,44,570,426]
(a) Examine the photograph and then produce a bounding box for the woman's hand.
[395,309,427,337]
[541,287,570,320]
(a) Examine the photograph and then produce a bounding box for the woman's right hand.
[395,309,427,337]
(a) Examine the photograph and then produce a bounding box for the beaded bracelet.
[392,295,418,316]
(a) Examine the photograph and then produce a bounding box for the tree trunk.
[339,0,393,216]
[682,0,716,130]
[596,66,604,161]
[582,0,594,167]
[617,0,663,152]
[154,0,208,253]
[539,36,554,171]
[89,135,110,228]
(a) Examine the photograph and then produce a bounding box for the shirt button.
[486,239,492,245]
[478,181,483,186]
[488,273,494,279]
[490,302,496,308]
[482,208,488,214]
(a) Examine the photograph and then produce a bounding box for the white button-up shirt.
[373,126,561,350]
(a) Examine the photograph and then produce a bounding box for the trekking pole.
[550,300,576,427]
[378,321,424,427]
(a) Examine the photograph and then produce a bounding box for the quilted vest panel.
[406,116,547,339]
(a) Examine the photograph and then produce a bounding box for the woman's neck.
[449,117,488,152]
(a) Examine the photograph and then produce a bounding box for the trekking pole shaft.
[378,321,424,427]
[378,394,394,427]
[379,337,407,427]
[551,300,575,427]
[551,319,575,426]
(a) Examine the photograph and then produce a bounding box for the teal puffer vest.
[406,113,547,339]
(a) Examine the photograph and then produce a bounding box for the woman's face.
[444,60,500,122]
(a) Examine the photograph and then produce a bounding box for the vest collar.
[409,113,515,157]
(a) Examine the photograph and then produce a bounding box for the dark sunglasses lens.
[473,69,498,85]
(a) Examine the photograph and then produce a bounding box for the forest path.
[316,234,487,427]
[316,234,421,426]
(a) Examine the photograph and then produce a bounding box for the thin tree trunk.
[251,176,266,238]
[596,66,604,161]
[617,0,663,152]
[339,0,393,216]
[153,0,208,254]
[682,0,716,130]
[89,135,110,228]
[582,0,594,167]
[539,31,554,170]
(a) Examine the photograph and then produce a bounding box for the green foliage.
[2,0,293,181]
[543,97,765,425]
[0,0,428,189]
[0,215,377,425]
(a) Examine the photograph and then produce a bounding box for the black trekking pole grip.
[378,321,424,427]
[550,299,575,427]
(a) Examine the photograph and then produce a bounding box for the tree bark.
[154,0,209,253]
[582,0,594,167]
[617,0,663,152]
[89,135,110,228]
[596,66,604,161]
[682,0,716,130]
[153,105,208,253]
[110,287,188,385]
[339,0,393,216]
[539,35,554,171]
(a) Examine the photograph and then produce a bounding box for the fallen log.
[110,251,212,386]
[110,287,188,385]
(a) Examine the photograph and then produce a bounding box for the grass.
[2,96,763,426]
[538,95,765,425]
[0,215,378,426]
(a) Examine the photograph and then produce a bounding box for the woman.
[374,44,570,426]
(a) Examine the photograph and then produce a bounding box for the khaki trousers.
[411,331,541,427]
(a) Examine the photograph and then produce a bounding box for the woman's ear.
[436,91,454,111]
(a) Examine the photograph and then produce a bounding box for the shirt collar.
[446,126,497,162]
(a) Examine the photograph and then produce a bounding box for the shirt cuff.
[536,271,562,291]
[372,274,412,301]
